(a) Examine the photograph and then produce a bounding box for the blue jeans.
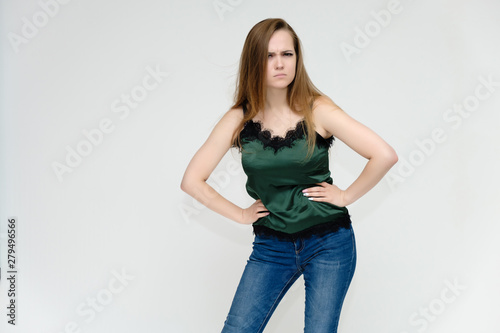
[221,225,356,333]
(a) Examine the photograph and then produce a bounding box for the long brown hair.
[231,18,323,156]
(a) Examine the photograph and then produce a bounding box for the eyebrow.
[268,50,294,54]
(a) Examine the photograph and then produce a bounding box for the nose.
[275,56,284,69]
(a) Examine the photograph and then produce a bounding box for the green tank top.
[238,110,351,238]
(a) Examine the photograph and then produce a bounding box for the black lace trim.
[253,215,352,241]
[240,119,334,154]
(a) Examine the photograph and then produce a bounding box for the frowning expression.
[266,29,296,90]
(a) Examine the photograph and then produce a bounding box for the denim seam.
[296,238,305,253]
[294,239,305,272]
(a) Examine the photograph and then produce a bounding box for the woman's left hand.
[302,182,348,207]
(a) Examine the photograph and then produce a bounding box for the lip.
[274,74,286,77]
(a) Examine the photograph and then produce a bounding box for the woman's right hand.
[240,199,269,224]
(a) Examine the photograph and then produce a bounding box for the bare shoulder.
[312,95,345,138]
[223,106,245,124]
[311,95,397,163]
[205,106,244,147]
[212,106,244,131]
[313,95,342,114]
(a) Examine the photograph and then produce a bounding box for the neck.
[264,87,290,116]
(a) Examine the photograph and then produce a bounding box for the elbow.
[180,180,187,193]
[371,146,398,169]
[180,175,207,196]
[384,147,399,168]
[180,176,193,195]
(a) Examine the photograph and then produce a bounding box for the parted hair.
[231,18,323,156]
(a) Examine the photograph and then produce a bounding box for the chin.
[269,81,293,90]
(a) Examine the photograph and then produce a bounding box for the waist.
[253,215,352,241]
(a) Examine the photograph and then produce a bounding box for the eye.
[268,54,273,58]
[284,52,294,57]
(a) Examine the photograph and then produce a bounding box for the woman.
[181,18,398,333]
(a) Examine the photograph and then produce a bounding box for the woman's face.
[266,29,296,90]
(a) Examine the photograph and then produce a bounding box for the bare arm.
[180,108,269,224]
[303,96,398,206]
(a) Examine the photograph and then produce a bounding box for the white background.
[1,0,499,332]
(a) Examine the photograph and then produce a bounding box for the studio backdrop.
[1,0,499,332]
